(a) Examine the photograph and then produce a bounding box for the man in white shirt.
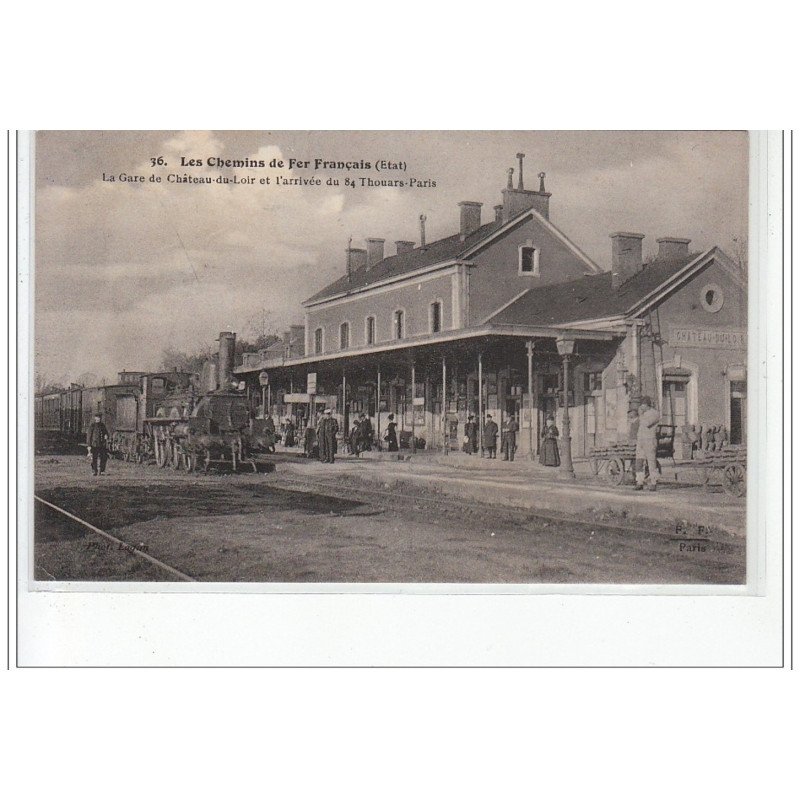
[635,396,661,491]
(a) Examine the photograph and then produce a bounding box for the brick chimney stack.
[346,246,367,277]
[366,238,385,269]
[656,237,691,259]
[395,240,415,255]
[459,201,482,240]
[501,156,551,222]
[610,232,645,289]
[494,204,503,223]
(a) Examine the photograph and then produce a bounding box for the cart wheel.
[607,458,625,485]
[723,464,746,497]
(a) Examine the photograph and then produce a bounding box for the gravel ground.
[32,455,746,584]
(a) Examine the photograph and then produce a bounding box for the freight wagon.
[34,370,197,460]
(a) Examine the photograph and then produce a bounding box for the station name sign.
[669,328,747,350]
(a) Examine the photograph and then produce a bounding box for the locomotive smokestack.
[218,331,236,389]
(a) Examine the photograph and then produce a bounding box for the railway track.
[33,461,741,583]
[34,495,196,582]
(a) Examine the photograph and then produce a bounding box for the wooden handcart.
[696,445,747,497]
[590,425,677,486]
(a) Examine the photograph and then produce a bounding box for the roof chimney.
[346,246,367,276]
[494,204,503,223]
[656,237,691,260]
[459,201,482,240]
[419,214,427,249]
[366,238,385,269]
[501,157,551,223]
[610,232,645,289]
[395,240,415,256]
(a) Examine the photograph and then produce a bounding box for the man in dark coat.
[317,409,340,463]
[482,413,499,459]
[502,416,519,461]
[463,415,477,454]
[86,412,109,476]
[263,414,276,453]
[358,413,373,452]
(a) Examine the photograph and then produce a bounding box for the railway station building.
[234,158,748,462]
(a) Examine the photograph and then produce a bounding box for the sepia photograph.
[29,130,751,586]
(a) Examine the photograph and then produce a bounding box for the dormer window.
[339,322,350,350]
[519,242,540,276]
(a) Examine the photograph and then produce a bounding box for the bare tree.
[159,345,214,375]
[35,371,66,395]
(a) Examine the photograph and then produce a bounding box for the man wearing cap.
[86,412,110,476]
[463,414,477,454]
[635,396,661,491]
[482,413,499,459]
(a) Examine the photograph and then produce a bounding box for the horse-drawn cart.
[695,446,747,497]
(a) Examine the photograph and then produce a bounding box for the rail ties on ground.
[34,495,196,582]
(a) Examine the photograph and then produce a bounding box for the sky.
[33,130,749,386]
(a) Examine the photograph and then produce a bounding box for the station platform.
[272,446,746,538]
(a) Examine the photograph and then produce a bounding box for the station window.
[314,327,323,355]
[430,301,442,333]
[394,310,404,340]
[366,316,376,345]
[519,244,540,276]
[339,322,350,350]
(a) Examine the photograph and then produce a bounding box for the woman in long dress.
[539,415,560,467]
[385,413,399,452]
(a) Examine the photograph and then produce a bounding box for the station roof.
[486,251,706,326]
[303,220,503,305]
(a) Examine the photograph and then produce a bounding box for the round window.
[700,283,724,313]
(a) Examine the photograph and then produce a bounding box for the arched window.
[314,328,323,355]
[394,309,405,340]
[430,301,442,333]
[339,322,350,350]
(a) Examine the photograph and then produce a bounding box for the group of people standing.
[462,414,523,462]
[300,410,376,464]
[348,413,375,457]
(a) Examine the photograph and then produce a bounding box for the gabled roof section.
[303,206,603,306]
[461,207,603,275]
[486,249,721,326]
[303,220,502,306]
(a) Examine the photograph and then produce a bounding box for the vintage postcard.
[25,130,760,590]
